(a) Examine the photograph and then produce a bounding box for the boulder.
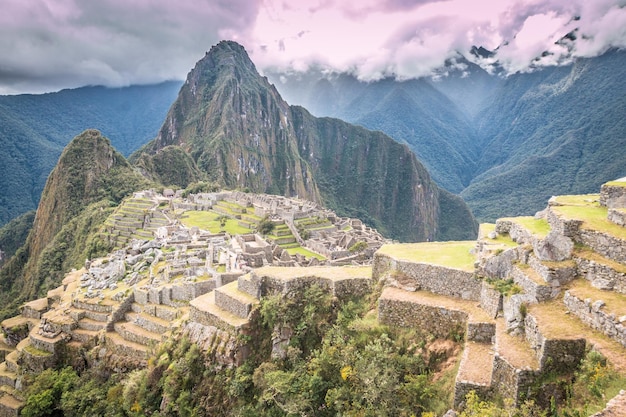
[534,231,573,262]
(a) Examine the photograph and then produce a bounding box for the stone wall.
[608,209,626,227]
[600,183,626,208]
[546,206,582,239]
[579,230,626,263]
[524,313,586,374]
[527,255,577,286]
[466,322,496,343]
[477,247,522,280]
[563,291,626,348]
[480,282,502,318]
[575,257,626,294]
[490,355,538,406]
[496,220,533,245]
[454,380,491,409]
[378,297,467,339]
[373,254,482,301]
[503,294,536,333]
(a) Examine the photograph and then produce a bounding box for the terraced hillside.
[1,180,625,415]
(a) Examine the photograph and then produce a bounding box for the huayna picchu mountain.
[134,41,478,242]
[0,129,151,319]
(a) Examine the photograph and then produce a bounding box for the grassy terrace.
[254,265,372,281]
[529,297,626,374]
[500,216,550,238]
[376,241,476,272]
[574,246,626,274]
[180,210,252,235]
[568,279,626,318]
[286,246,326,261]
[478,223,518,248]
[551,196,626,240]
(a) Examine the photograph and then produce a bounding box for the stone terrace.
[372,179,626,411]
[2,181,626,415]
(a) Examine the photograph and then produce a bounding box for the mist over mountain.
[0,81,181,226]
[269,49,626,221]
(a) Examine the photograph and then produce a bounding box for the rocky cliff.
[134,41,478,242]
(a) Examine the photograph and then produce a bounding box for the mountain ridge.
[135,40,478,242]
[269,49,626,221]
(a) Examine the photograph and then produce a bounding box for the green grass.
[553,204,626,239]
[551,194,600,206]
[286,246,326,260]
[511,216,550,238]
[376,241,477,272]
[604,180,626,187]
[179,210,252,235]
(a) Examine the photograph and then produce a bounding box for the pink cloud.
[0,0,624,94]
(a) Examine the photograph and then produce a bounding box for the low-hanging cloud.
[0,0,624,94]
[250,0,626,80]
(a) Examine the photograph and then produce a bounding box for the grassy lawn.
[286,246,326,260]
[180,210,252,235]
[376,241,477,272]
[479,223,518,248]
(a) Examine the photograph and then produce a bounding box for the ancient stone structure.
[1,180,626,415]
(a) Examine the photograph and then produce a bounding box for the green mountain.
[0,81,180,226]
[134,41,478,242]
[0,129,152,319]
[271,50,626,221]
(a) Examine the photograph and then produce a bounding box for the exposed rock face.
[534,231,574,262]
[135,41,478,242]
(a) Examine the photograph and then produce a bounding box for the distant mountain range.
[0,82,181,225]
[269,49,626,221]
[1,44,624,230]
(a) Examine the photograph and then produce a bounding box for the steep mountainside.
[135,41,478,242]
[462,50,626,220]
[0,81,180,226]
[0,130,152,319]
[271,50,626,221]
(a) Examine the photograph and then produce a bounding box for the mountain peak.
[138,41,478,242]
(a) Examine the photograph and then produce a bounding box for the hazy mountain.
[0,81,181,226]
[270,49,626,221]
[134,41,478,242]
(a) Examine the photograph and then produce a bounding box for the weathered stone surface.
[378,296,468,339]
[600,182,626,208]
[534,231,574,262]
[373,254,482,301]
[564,291,626,348]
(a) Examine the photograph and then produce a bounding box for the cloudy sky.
[1,0,625,94]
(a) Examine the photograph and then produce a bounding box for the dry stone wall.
[524,313,586,374]
[575,257,626,294]
[378,298,467,339]
[600,183,626,208]
[579,230,626,263]
[563,291,626,348]
[373,253,482,301]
